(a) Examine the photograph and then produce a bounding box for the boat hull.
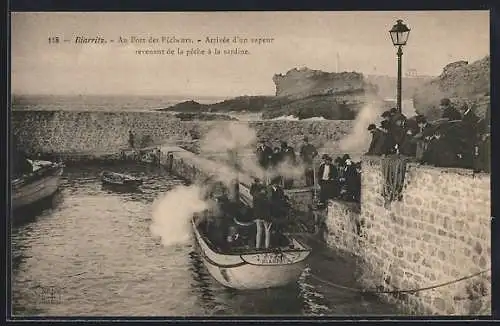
[12,164,64,210]
[192,217,311,290]
[101,171,143,188]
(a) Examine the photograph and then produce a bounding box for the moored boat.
[100,171,143,188]
[12,160,65,210]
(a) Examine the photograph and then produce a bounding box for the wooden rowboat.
[12,160,64,210]
[191,182,312,290]
[100,171,143,188]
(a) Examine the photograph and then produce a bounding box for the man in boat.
[299,136,318,187]
[250,177,272,249]
[267,178,291,247]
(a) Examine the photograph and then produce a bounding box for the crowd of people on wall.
[366,98,490,173]
[255,136,361,206]
[317,154,361,206]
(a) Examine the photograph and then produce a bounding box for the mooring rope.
[309,268,490,295]
[381,156,407,205]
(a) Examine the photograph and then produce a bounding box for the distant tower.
[336,52,340,72]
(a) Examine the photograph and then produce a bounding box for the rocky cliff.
[272,67,377,99]
[162,67,380,120]
[412,56,490,121]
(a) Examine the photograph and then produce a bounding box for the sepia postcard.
[9,10,491,319]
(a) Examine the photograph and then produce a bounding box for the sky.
[11,11,489,97]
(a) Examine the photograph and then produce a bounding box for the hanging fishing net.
[381,156,408,207]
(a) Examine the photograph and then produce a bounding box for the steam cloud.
[338,101,385,154]
[200,121,311,185]
[150,184,213,247]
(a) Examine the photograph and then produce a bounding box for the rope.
[309,268,490,295]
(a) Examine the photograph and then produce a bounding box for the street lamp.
[389,19,411,113]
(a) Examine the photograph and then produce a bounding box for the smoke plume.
[199,122,314,185]
[338,101,385,154]
[150,184,213,247]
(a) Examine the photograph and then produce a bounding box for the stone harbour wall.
[325,156,491,315]
[324,200,362,254]
[12,110,353,157]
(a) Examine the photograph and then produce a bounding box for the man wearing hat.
[422,128,458,167]
[255,139,274,182]
[379,120,396,154]
[317,154,339,206]
[299,136,318,187]
[367,124,382,155]
[278,141,296,189]
[440,98,461,121]
[256,139,273,168]
[389,107,408,149]
[250,176,272,249]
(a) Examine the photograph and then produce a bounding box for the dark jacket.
[250,182,270,219]
[256,144,273,168]
[442,106,462,121]
[299,143,318,164]
[278,146,296,165]
[400,132,417,156]
[368,129,393,155]
[423,137,459,167]
[268,185,289,221]
[461,108,480,141]
[474,134,490,173]
[317,162,338,181]
[344,165,358,188]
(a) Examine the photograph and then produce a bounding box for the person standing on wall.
[299,136,318,187]
[440,98,462,121]
[366,124,386,156]
[459,104,480,169]
[279,141,296,189]
[389,107,408,153]
[317,155,338,207]
[343,157,359,202]
[255,139,274,183]
[414,115,432,162]
[128,130,135,149]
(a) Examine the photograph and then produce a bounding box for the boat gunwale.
[192,216,312,257]
[101,171,143,185]
[12,163,64,188]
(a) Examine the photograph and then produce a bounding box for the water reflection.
[12,190,64,227]
[11,162,401,316]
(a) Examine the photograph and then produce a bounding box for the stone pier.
[324,156,491,315]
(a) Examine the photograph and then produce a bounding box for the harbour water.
[11,162,401,317]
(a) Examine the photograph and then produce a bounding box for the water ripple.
[11,163,400,316]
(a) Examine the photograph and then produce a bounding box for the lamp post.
[389,19,411,113]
